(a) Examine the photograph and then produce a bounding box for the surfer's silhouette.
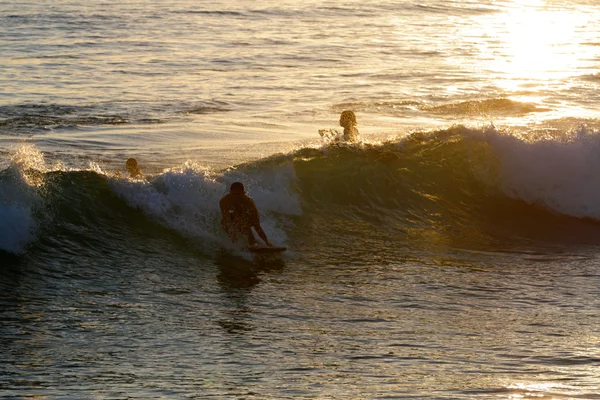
[319,110,360,142]
[219,182,272,248]
[125,158,143,178]
[339,110,359,141]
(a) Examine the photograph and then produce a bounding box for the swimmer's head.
[230,181,245,194]
[339,110,357,127]
[125,158,138,172]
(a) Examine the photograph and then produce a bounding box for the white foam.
[0,202,37,254]
[487,125,600,220]
[0,145,46,254]
[109,160,302,250]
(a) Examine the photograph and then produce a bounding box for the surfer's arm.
[219,198,233,227]
[249,200,272,246]
[253,224,271,246]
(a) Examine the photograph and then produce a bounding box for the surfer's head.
[125,158,143,178]
[125,158,138,172]
[230,181,245,194]
[339,110,357,128]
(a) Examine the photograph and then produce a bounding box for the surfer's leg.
[222,221,239,243]
[242,225,257,245]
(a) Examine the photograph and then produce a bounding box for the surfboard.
[247,246,287,253]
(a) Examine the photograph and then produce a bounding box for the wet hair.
[125,158,138,170]
[230,181,245,193]
[339,110,357,127]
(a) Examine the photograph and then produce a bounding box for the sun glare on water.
[474,1,593,92]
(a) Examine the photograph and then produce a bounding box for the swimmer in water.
[339,110,359,142]
[318,110,360,142]
[125,158,143,178]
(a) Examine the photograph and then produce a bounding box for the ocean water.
[2,0,600,398]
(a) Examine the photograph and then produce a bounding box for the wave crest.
[5,126,600,255]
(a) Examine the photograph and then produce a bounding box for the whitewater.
[1,0,600,398]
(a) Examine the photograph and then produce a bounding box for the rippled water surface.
[3,245,599,399]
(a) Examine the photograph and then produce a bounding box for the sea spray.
[109,160,300,250]
[489,124,600,220]
[5,127,600,257]
[0,145,46,254]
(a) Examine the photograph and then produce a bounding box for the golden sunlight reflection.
[506,382,573,399]
[479,3,590,92]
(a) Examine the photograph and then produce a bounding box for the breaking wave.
[4,125,600,256]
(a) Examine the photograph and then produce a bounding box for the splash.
[109,160,300,252]
[5,126,600,256]
[0,145,46,254]
[491,125,600,219]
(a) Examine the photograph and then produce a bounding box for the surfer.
[219,182,272,248]
[125,158,143,178]
[339,110,359,142]
[318,110,360,142]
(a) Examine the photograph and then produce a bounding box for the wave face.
[289,125,600,256]
[4,126,600,257]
